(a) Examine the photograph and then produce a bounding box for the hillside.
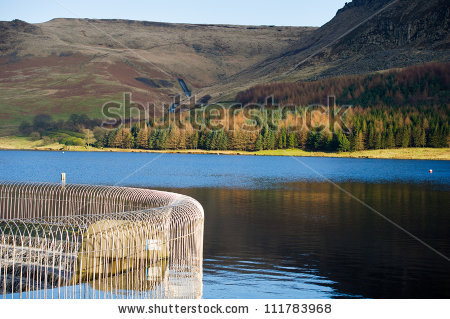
[0,0,449,134]
[0,18,314,132]
[204,0,450,101]
[236,62,450,107]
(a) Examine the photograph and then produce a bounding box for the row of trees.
[19,113,100,135]
[236,62,449,108]
[92,106,448,152]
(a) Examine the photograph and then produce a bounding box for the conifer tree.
[199,130,207,149]
[111,128,125,148]
[419,128,426,147]
[429,125,440,148]
[155,129,169,149]
[278,133,284,149]
[122,129,134,149]
[412,126,421,147]
[367,125,376,149]
[375,131,382,149]
[131,123,140,139]
[112,128,133,148]
[148,129,157,149]
[296,129,307,149]
[136,126,149,149]
[394,128,403,147]
[217,130,228,150]
[166,126,180,149]
[337,131,350,152]
[179,130,187,149]
[255,134,263,151]
[306,131,317,150]
[385,127,395,149]
[107,128,118,147]
[401,127,410,148]
[353,131,365,151]
[262,125,275,150]
[288,132,297,149]
[281,127,287,148]
[191,131,199,149]
[439,125,448,147]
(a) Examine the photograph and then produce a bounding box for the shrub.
[61,136,85,146]
[41,136,52,145]
[30,131,41,141]
[19,121,32,135]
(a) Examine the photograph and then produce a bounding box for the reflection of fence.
[0,183,204,299]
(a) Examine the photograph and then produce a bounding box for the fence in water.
[0,182,204,299]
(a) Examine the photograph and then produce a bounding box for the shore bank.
[1,136,449,160]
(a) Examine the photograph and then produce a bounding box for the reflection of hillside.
[166,183,450,298]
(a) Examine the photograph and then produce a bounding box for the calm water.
[1,150,449,298]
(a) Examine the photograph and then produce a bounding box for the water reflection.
[3,255,203,299]
[166,183,450,298]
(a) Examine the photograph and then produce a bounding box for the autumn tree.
[288,132,297,149]
[136,125,149,149]
[83,129,95,147]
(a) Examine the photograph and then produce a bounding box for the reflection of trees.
[167,183,450,298]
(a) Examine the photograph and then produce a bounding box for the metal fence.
[0,183,204,299]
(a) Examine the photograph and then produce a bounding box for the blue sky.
[0,0,349,26]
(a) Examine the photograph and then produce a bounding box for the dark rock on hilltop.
[0,19,42,34]
[0,19,43,53]
[336,0,392,15]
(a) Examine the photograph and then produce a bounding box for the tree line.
[18,60,448,152]
[20,105,448,152]
[92,105,448,152]
[236,62,449,108]
[19,113,100,135]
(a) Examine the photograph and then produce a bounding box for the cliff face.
[332,0,449,53]
[311,0,450,77]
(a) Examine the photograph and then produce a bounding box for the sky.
[0,0,349,27]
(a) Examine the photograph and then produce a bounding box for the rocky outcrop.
[336,0,392,15]
[0,19,42,53]
[332,0,449,54]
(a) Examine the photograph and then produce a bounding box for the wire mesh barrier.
[0,183,204,299]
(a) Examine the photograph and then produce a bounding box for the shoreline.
[0,136,449,160]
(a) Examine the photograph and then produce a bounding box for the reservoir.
[0,150,449,298]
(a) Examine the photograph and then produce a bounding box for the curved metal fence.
[0,183,204,299]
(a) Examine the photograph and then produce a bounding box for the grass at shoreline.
[0,136,449,160]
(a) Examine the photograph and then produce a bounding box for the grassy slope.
[0,19,314,134]
[1,136,449,160]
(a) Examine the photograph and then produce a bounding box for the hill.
[0,18,314,133]
[204,0,450,101]
[236,62,450,107]
[0,0,449,134]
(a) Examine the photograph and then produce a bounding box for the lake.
[0,150,449,298]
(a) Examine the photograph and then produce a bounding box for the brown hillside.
[1,0,449,133]
[0,18,314,132]
[203,0,450,102]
